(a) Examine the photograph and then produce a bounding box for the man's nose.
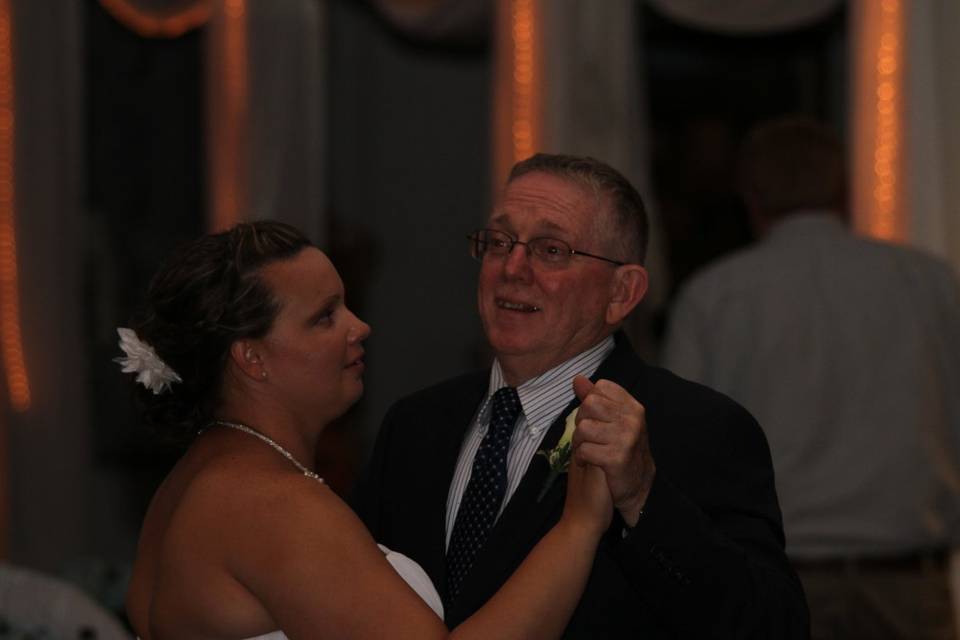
[503,242,533,279]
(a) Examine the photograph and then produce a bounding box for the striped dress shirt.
[444,336,615,548]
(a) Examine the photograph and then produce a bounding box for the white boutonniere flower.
[114,327,182,395]
[536,407,578,501]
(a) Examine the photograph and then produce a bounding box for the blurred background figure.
[663,116,960,639]
[0,562,131,639]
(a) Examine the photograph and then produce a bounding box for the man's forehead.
[488,211,568,234]
[489,182,602,237]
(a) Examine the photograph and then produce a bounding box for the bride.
[123,221,612,639]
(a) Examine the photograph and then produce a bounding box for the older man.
[356,154,808,638]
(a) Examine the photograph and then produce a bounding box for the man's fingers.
[572,417,621,447]
[573,441,609,469]
[577,392,619,422]
[577,378,645,417]
[593,378,639,405]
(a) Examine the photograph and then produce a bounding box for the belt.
[792,549,948,573]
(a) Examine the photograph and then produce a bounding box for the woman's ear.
[605,265,649,326]
[229,340,268,382]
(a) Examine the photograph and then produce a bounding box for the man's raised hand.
[571,375,655,527]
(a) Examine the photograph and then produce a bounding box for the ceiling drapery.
[373,0,489,42]
[97,0,213,38]
[646,0,841,34]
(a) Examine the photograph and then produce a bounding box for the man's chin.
[488,333,541,359]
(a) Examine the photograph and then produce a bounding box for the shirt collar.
[481,336,615,436]
[765,210,847,244]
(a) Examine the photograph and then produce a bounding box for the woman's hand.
[561,441,614,541]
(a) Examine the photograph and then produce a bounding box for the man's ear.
[605,265,648,325]
[229,340,267,382]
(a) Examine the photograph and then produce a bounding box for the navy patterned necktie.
[445,386,522,606]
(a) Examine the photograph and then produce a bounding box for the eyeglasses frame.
[467,228,626,267]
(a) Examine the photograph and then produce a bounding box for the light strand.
[870,0,903,240]
[0,0,29,412]
[511,0,538,163]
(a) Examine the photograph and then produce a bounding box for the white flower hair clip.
[114,327,182,395]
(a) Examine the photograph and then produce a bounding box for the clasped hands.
[570,375,655,527]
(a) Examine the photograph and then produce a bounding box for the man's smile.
[495,297,541,313]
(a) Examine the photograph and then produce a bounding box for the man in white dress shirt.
[664,116,960,639]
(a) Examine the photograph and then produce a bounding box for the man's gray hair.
[508,153,649,265]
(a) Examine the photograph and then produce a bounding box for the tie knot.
[490,386,521,435]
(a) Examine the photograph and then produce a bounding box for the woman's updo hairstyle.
[129,221,312,439]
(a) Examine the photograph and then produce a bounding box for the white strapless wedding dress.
[239,545,443,640]
[139,545,441,640]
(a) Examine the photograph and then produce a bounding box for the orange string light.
[510,0,539,164]
[492,0,542,188]
[209,0,247,231]
[98,0,213,39]
[869,0,903,240]
[0,0,29,412]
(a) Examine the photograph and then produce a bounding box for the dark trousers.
[796,552,957,640]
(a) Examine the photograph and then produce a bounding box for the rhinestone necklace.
[212,420,324,484]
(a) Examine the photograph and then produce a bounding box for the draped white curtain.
[203,0,327,243]
[6,0,89,570]
[902,4,960,627]
[241,1,327,246]
[904,1,960,273]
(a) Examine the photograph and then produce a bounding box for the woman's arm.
[233,453,611,640]
[450,456,611,639]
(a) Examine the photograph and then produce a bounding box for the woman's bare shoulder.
[132,444,356,637]
[169,447,340,536]
[210,466,447,640]
[164,441,372,569]
[138,441,446,639]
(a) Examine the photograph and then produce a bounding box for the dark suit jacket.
[354,334,809,638]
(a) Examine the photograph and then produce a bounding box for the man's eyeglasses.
[467,228,625,267]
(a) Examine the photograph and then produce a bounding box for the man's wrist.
[617,467,655,528]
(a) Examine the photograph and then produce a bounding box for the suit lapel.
[591,332,647,401]
[417,373,488,590]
